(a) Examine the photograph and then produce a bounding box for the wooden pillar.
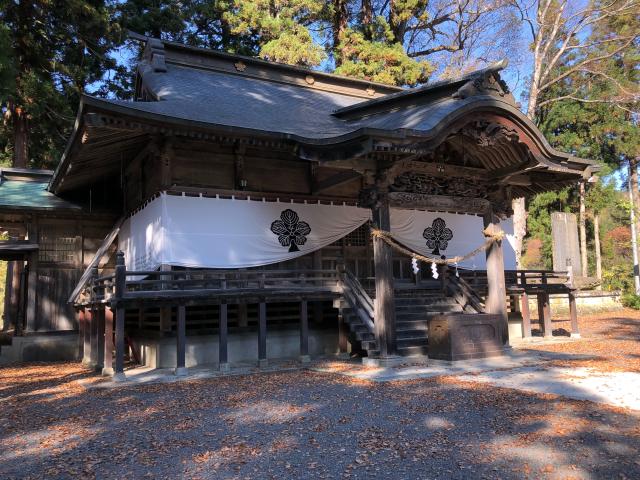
[537,293,552,337]
[8,260,23,331]
[96,307,105,371]
[159,264,172,333]
[113,251,126,381]
[16,262,27,335]
[2,261,14,331]
[219,302,229,372]
[258,300,267,368]
[25,221,38,332]
[175,304,187,376]
[483,211,508,346]
[338,307,349,358]
[312,250,324,325]
[569,292,580,338]
[372,192,397,358]
[77,308,85,361]
[102,306,114,376]
[520,293,532,338]
[90,306,99,368]
[82,307,92,366]
[300,299,310,363]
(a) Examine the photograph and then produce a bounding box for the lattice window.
[39,230,78,264]
[343,224,369,247]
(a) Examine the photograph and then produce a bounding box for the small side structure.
[0,37,597,371]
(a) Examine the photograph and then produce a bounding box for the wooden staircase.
[339,271,474,358]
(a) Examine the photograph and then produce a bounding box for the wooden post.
[82,307,92,366]
[77,308,85,361]
[2,261,14,331]
[113,251,126,381]
[25,221,38,332]
[175,304,187,376]
[16,264,27,335]
[521,293,532,338]
[96,307,105,371]
[537,293,552,337]
[338,307,349,358]
[569,292,580,338]
[372,191,397,358]
[258,300,267,368]
[300,299,310,363]
[102,306,114,376]
[159,264,172,333]
[219,301,229,372]
[312,250,324,325]
[88,265,99,369]
[90,306,99,369]
[483,210,508,346]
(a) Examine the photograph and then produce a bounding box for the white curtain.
[390,209,516,270]
[118,193,371,270]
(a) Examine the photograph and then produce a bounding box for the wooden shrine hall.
[0,37,597,374]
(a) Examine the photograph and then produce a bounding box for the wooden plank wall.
[34,217,114,332]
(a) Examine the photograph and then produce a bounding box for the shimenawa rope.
[370,226,505,266]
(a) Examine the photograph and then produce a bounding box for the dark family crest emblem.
[423,218,453,256]
[271,209,311,252]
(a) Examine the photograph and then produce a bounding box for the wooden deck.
[74,252,580,379]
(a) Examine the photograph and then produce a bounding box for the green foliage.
[586,178,616,214]
[335,18,433,86]
[525,188,572,269]
[621,293,640,310]
[0,0,120,168]
[603,264,634,293]
[224,0,325,66]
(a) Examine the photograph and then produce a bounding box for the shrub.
[602,264,634,293]
[621,293,640,310]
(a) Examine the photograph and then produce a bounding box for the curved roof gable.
[49,37,597,195]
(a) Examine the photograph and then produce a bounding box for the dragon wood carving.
[459,120,519,148]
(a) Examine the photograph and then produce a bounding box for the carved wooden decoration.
[388,192,490,214]
[389,172,488,199]
[459,120,519,148]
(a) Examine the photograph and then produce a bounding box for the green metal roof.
[0,169,81,210]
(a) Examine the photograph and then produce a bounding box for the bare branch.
[538,35,638,93]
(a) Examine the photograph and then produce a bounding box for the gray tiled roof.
[100,64,365,139]
[93,61,514,142]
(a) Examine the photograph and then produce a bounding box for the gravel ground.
[1,360,640,479]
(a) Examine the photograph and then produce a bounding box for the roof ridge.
[332,59,510,117]
[130,32,405,96]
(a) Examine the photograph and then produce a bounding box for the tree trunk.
[594,212,602,288]
[388,0,405,43]
[511,197,527,268]
[332,0,348,66]
[361,0,373,32]
[360,0,374,41]
[579,181,588,277]
[12,108,29,168]
[629,159,640,294]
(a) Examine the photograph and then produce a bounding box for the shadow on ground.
[1,358,639,479]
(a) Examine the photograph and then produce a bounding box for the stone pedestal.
[428,314,508,361]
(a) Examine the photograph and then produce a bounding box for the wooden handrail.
[78,267,342,306]
[340,268,375,332]
[448,272,485,313]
